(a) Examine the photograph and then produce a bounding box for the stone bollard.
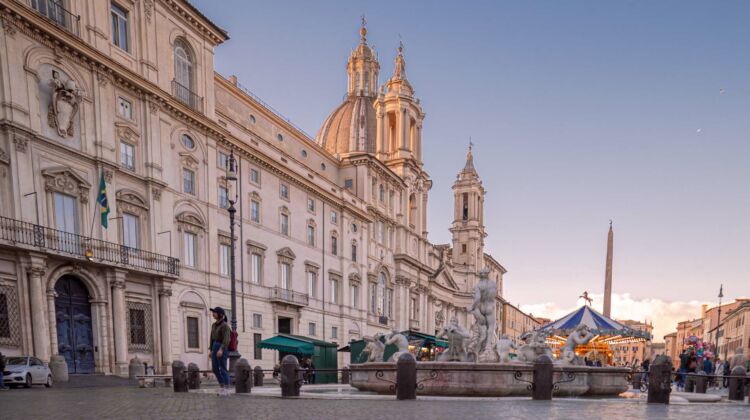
[49,355,69,383]
[254,366,264,387]
[341,366,350,385]
[532,355,554,401]
[631,368,641,390]
[280,355,301,398]
[187,363,201,389]
[129,356,145,379]
[396,353,417,400]
[647,355,672,404]
[728,366,747,401]
[172,360,188,392]
[694,372,707,394]
[234,358,252,394]
[684,373,695,393]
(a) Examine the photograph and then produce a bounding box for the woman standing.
[209,307,231,396]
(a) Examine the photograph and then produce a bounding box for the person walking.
[678,350,689,390]
[713,358,724,389]
[722,359,730,388]
[209,307,231,396]
[0,351,8,390]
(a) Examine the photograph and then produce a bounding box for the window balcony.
[29,0,80,37]
[269,287,308,307]
[0,215,179,276]
[172,80,204,113]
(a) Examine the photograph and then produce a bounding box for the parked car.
[2,356,53,388]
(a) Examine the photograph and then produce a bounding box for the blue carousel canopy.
[537,306,651,340]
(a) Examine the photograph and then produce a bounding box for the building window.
[253,313,262,329]
[120,142,135,171]
[378,221,384,243]
[183,169,195,195]
[117,97,133,119]
[462,244,467,254]
[183,232,197,267]
[377,274,386,315]
[218,187,229,209]
[277,134,284,142]
[53,192,78,234]
[307,271,317,298]
[250,168,260,185]
[351,243,357,262]
[181,134,195,149]
[174,39,194,92]
[122,213,139,249]
[0,292,10,339]
[306,225,315,246]
[218,151,229,170]
[251,200,260,223]
[251,253,262,284]
[280,184,289,200]
[379,184,385,202]
[330,278,339,304]
[387,289,393,318]
[110,3,129,51]
[280,262,290,289]
[331,236,338,256]
[330,211,338,224]
[280,213,289,236]
[186,316,200,349]
[307,197,315,212]
[308,322,316,336]
[219,244,230,276]
[128,308,146,345]
[253,333,262,360]
[350,284,359,309]
[301,149,308,158]
[344,179,353,189]
[387,226,393,248]
[331,326,338,340]
[410,296,419,320]
[369,283,377,315]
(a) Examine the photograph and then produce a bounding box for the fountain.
[350,268,631,397]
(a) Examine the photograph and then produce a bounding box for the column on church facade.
[110,269,128,375]
[376,108,385,157]
[90,300,110,373]
[158,283,173,371]
[46,287,58,357]
[27,258,50,361]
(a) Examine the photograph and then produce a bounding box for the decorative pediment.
[179,152,199,170]
[276,247,296,261]
[348,272,362,285]
[116,189,148,215]
[175,211,205,232]
[432,269,459,291]
[42,166,91,203]
[246,239,267,255]
[249,191,261,201]
[115,123,140,144]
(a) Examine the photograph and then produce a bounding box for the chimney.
[701,304,708,319]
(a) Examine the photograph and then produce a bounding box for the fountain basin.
[350,362,629,397]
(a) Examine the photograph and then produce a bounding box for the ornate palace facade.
[0,1,515,374]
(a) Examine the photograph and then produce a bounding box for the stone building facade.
[0,1,521,374]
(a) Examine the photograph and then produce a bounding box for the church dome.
[315,95,376,156]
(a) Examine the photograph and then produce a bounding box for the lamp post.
[226,150,241,370]
[716,284,723,360]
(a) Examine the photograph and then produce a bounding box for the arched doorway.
[55,275,95,374]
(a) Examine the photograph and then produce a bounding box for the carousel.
[534,305,651,365]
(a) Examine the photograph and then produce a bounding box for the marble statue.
[730,347,747,370]
[517,332,553,363]
[436,317,470,362]
[560,325,595,365]
[467,267,498,362]
[362,333,385,363]
[495,334,516,363]
[48,71,82,138]
[384,330,410,362]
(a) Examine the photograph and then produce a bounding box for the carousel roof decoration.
[536,305,651,347]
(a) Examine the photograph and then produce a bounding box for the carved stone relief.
[47,71,82,138]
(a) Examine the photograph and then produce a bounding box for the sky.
[192,0,750,339]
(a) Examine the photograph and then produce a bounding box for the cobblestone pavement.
[1,386,748,420]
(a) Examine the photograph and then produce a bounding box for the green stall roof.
[258,334,338,356]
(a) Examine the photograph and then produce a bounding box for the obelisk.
[603,221,614,317]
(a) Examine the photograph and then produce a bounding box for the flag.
[98,172,110,228]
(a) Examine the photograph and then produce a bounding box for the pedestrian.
[722,359,730,388]
[713,358,723,389]
[308,358,316,384]
[0,351,8,390]
[641,358,651,384]
[209,307,231,396]
[678,350,689,390]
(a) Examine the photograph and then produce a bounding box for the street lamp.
[716,284,723,359]
[226,150,241,370]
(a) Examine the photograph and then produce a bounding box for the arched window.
[378,272,386,315]
[174,39,194,91]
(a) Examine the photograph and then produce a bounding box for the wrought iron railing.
[0,215,179,276]
[171,80,203,113]
[29,0,80,37]
[269,287,309,306]
[234,81,314,139]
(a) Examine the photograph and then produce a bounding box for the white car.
[3,356,53,388]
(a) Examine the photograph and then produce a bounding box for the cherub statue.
[384,330,410,362]
[436,317,470,362]
[496,334,517,363]
[560,325,594,365]
[362,333,385,363]
[517,331,553,363]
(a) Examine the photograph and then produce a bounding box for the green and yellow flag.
[97,172,110,228]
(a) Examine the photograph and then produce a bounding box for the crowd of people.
[674,349,734,390]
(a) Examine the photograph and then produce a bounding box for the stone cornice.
[161,0,229,45]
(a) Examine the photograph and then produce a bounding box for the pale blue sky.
[193,0,750,329]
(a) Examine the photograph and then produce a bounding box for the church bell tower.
[450,144,486,276]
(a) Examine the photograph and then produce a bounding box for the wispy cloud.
[520,293,711,340]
